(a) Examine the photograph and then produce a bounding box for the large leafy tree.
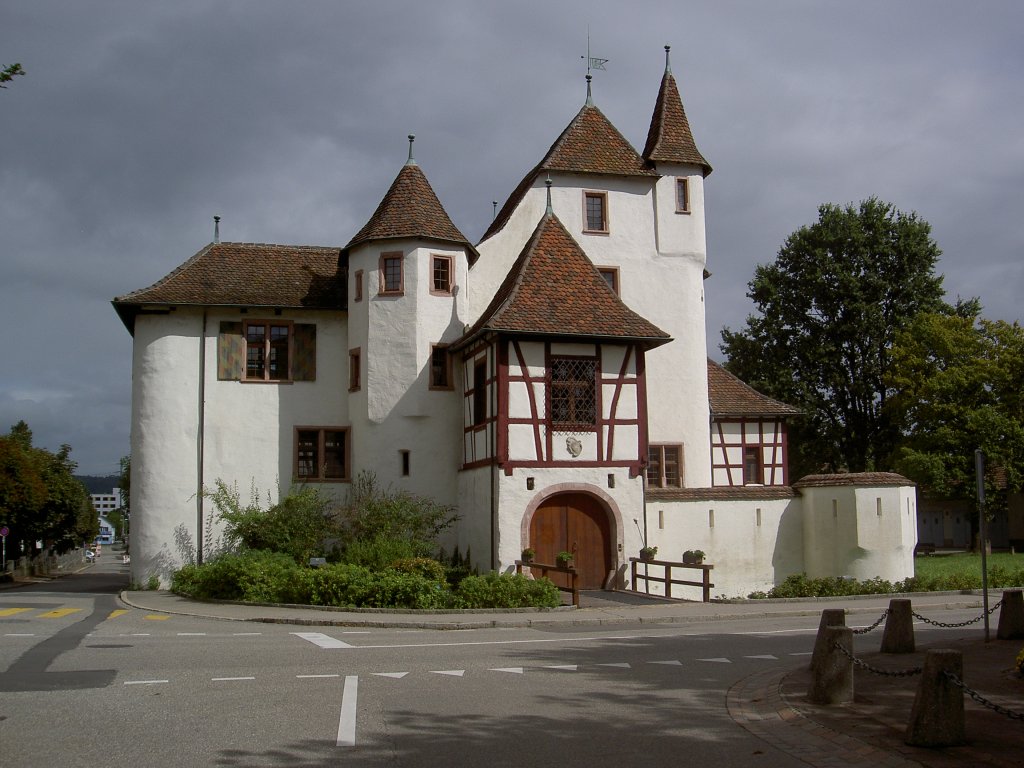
[886,306,1024,516]
[721,198,948,475]
[0,421,96,556]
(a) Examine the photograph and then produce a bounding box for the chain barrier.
[944,671,1024,722]
[832,641,923,677]
[912,599,1003,629]
[851,609,889,635]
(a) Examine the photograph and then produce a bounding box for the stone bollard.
[810,608,847,670]
[808,626,854,705]
[880,598,915,653]
[996,589,1024,640]
[905,649,965,747]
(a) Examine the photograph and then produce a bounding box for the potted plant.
[521,548,535,563]
[639,545,658,561]
[683,549,706,565]
[556,551,574,567]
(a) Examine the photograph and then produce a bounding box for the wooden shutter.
[217,322,244,380]
[293,323,317,381]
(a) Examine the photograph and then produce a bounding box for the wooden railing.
[515,560,580,607]
[629,557,715,603]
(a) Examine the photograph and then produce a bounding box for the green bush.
[747,566,1024,599]
[391,557,447,582]
[171,550,300,602]
[455,572,560,608]
[340,535,421,570]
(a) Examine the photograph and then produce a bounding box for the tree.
[0,63,25,89]
[0,422,95,556]
[721,198,948,475]
[886,305,1024,518]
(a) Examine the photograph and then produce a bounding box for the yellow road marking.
[107,609,128,619]
[38,608,82,618]
[0,608,33,617]
[144,615,170,621]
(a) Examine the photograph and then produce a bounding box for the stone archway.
[528,491,614,590]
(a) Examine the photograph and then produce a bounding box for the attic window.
[583,191,608,233]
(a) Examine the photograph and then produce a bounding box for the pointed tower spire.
[585,74,593,106]
[545,175,553,214]
[406,134,416,165]
[642,46,712,175]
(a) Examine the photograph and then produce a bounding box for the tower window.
[675,178,690,213]
[583,191,608,233]
[430,344,452,389]
[431,255,453,295]
[379,252,404,295]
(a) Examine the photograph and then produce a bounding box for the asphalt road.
[0,558,988,768]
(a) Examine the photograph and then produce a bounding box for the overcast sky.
[1,1,1021,476]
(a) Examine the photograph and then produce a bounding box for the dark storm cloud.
[1,1,1021,473]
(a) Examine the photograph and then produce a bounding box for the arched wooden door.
[529,492,612,590]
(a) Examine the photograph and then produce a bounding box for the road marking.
[291,632,353,649]
[789,652,813,656]
[124,680,168,686]
[144,615,170,621]
[107,609,128,619]
[337,675,358,747]
[697,658,732,663]
[297,674,340,679]
[648,660,683,666]
[544,665,578,671]
[0,608,33,617]
[212,676,256,682]
[597,662,631,668]
[177,632,207,636]
[431,670,465,677]
[232,632,262,636]
[4,633,35,637]
[130,633,151,636]
[38,608,81,618]
[490,667,525,674]
[744,655,779,660]
[373,672,408,679]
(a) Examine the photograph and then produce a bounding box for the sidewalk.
[119,588,1022,767]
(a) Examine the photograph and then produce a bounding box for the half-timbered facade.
[114,47,916,597]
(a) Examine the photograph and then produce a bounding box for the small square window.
[647,444,683,488]
[597,267,619,295]
[296,427,349,481]
[676,178,690,213]
[380,252,404,295]
[431,255,453,295]
[584,191,608,233]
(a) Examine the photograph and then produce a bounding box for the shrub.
[391,557,447,582]
[171,550,299,602]
[340,535,420,570]
[455,572,560,608]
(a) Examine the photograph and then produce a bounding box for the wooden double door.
[529,492,613,590]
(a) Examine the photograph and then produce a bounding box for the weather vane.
[581,28,608,74]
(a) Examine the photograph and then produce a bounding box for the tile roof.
[707,359,800,418]
[647,486,797,501]
[456,210,670,348]
[792,472,914,488]
[481,103,657,243]
[642,63,712,175]
[112,242,345,332]
[345,161,476,260]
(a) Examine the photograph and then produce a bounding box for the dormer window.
[583,191,608,233]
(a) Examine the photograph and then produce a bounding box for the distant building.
[90,489,123,516]
[95,517,116,546]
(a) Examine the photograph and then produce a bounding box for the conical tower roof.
[482,90,656,243]
[345,150,474,256]
[458,207,670,348]
[642,47,711,175]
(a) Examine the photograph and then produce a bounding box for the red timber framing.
[460,340,498,470]
[496,339,647,477]
[710,418,788,486]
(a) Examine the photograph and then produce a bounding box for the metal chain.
[912,599,1003,629]
[852,609,889,635]
[944,671,1024,722]
[832,641,923,677]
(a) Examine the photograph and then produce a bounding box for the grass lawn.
[914,551,1024,580]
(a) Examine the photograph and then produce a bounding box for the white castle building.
[114,49,916,598]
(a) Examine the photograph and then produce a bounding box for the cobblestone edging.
[726,668,921,768]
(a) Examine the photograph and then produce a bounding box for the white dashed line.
[297,674,340,679]
[337,676,358,747]
[212,676,256,682]
[124,680,168,686]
